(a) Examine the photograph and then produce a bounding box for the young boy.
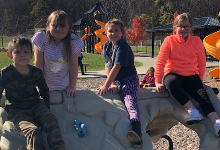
[0,36,66,150]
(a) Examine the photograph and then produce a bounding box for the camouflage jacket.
[0,64,50,112]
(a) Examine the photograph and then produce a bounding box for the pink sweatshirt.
[155,34,206,83]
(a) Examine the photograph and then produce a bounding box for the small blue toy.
[74,119,87,137]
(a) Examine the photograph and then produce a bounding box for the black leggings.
[164,73,215,116]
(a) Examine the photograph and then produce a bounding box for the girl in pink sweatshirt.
[155,13,220,137]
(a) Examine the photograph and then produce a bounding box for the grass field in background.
[1,35,34,48]
[1,36,159,55]
[0,52,13,68]
[0,35,13,48]
[130,45,160,55]
[0,52,143,70]
[0,35,154,70]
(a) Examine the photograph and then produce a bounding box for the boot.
[212,88,219,95]
[127,120,143,149]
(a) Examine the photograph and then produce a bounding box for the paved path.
[78,56,219,78]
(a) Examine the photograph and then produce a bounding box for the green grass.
[0,35,12,48]
[0,52,142,70]
[130,45,160,55]
[81,53,105,71]
[1,35,159,55]
[81,52,142,71]
[0,52,12,69]
[0,35,33,48]
[1,35,157,66]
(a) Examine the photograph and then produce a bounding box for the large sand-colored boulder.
[0,86,220,150]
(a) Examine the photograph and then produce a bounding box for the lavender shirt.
[32,31,83,91]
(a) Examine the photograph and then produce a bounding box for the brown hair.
[146,67,154,76]
[173,13,193,34]
[46,10,72,68]
[8,36,32,53]
[105,18,125,38]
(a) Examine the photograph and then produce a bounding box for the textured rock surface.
[0,86,220,150]
[76,68,220,150]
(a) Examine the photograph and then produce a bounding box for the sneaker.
[186,108,203,125]
[214,119,220,137]
[127,120,143,149]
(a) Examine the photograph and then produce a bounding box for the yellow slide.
[203,30,220,78]
[94,20,108,53]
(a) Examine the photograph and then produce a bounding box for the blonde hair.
[105,18,125,38]
[46,10,72,68]
[173,13,193,34]
[8,36,32,53]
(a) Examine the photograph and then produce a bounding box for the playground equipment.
[203,30,220,78]
[94,20,108,53]
[1,87,220,150]
[203,12,220,78]
[0,48,6,52]
[80,20,108,54]
[81,26,91,41]
[73,1,109,54]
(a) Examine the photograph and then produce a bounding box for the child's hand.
[202,82,207,90]
[97,86,108,96]
[156,82,166,94]
[65,86,76,98]
[46,104,50,109]
[139,81,143,86]
[108,85,118,94]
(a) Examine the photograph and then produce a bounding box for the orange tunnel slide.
[80,20,108,53]
[94,20,108,53]
[81,26,91,41]
[203,30,220,78]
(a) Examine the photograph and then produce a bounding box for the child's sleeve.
[149,77,156,87]
[0,70,5,99]
[102,41,109,63]
[196,38,206,81]
[142,75,147,83]
[71,34,84,55]
[114,41,128,66]
[155,37,171,83]
[31,31,46,52]
[37,69,50,109]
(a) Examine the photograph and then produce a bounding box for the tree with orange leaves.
[126,16,147,52]
[170,11,179,23]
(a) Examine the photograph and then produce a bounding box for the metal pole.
[152,32,155,58]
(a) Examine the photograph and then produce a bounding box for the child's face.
[8,46,33,67]
[106,23,123,46]
[48,20,70,42]
[173,20,192,40]
[148,68,154,76]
